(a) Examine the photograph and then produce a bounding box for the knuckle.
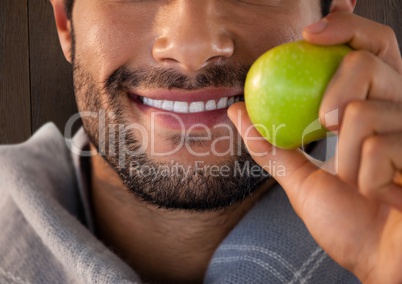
[382,25,397,41]
[358,182,373,197]
[342,51,376,71]
[358,167,376,197]
[343,100,367,124]
[362,136,384,164]
[358,137,383,195]
[378,25,398,57]
[359,183,377,199]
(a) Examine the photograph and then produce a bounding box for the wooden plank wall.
[0,1,31,144]
[28,1,76,137]
[0,1,401,144]
[0,0,76,145]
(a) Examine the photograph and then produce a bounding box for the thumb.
[228,102,320,215]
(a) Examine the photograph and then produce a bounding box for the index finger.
[303,12,402,74]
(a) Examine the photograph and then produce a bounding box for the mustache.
[104,63,250,93]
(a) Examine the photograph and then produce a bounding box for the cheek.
[231,23,295,62]
[227,5,321,61]
[72,8,156,82]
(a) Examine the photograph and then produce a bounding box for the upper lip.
[129,88,244,102]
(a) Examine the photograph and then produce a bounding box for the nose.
[152,2,234,72]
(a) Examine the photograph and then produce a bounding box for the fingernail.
[305,18,328,33]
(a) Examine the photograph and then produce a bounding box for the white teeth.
[162,100,174,111]
[141,96,242,114]
[217,97,228,109]
[153,99,163,109]
[227,96,235,106]
[143,98,153,106]
[189,102,205,113]
[174,101,189,113]
[205,100,216,111]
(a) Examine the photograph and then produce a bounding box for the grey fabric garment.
[0,123,359,284]
[205,182,356,284]
[0,123,140,284]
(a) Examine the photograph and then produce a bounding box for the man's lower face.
[73,60,268,211]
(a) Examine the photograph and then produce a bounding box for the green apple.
[244,40,352,149]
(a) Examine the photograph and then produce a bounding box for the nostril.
[152,32,234,72]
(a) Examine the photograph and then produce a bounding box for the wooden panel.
[0,0,31,144]
[28,1,78,135]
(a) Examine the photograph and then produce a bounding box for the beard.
[72,41,269,212]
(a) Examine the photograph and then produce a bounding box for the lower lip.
[129,96,232,130]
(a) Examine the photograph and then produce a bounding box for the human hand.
[228,10,402,284]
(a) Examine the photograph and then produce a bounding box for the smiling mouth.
[135,95,244,114]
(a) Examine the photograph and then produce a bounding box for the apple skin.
[244,40,352,149]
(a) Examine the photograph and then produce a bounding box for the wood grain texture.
[0,0,31,144]
[28,0,78,135]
